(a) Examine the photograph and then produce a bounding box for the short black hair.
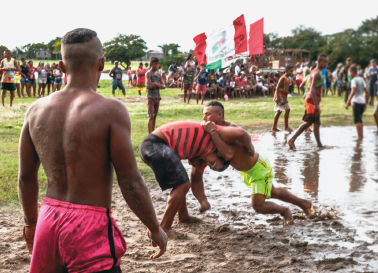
[61,28,103,70]
[200,63,206,67]
[285,64,294,71]
[150,57,159,63]
[219,158,231,172]
[62,28,97,44]
[318,53,328,61]
[4,49,11,53]
[349,64,357,74]
[139,62,143,65]
[205,101,225,118]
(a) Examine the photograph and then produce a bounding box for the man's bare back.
[18,29,167,269]
[26,88,122,207]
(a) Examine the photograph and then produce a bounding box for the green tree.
[104,34,147,69]
[158,43,181,57]
[21,43,47,58]
[0,45,8,53]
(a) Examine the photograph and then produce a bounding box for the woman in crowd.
[19,58,29,97]
[46,63,54,95]
[53,65,63,92]
[127,67,132,87]
[26,60,37,97]
[185,54,196,71]
[36,61,48,97]
[14,61,22,98]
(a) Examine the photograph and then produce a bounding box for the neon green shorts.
[239,153,274,199]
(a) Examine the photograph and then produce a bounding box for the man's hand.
[201,121,216,133]
[189,157,204,167]
[147,227,168,259]
[345,104,349,110]
[315,104,320,112]
[23,224,36,254]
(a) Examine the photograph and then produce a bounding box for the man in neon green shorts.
[191,101,313,225]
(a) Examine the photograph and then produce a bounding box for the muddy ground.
[1,168,377,273]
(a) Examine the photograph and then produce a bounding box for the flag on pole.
[193,15,249,70]
[248,18,264,56]
[193,33,207,67]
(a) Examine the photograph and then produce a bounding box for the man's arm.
[18,111,41,254]
[145,71,155,90]
[311,71,321,110]
[109,101,167,259]
[108,68,114,77]
[345,86,356,109]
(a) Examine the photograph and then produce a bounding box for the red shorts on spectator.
[295,79,303,87]
[196,84,206,95]
[184,84,192,94]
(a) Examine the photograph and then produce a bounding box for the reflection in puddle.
[185,126,378,271]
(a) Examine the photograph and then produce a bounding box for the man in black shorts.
[139,121,253,237]
[1,50,19,106]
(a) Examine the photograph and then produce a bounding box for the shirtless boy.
[18,28,167,273]
[139,121,254,237]
[288,54,329,150]
[272,64,294,132]
[197,102,312,224]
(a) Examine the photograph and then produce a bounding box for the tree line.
[264,16,378,69]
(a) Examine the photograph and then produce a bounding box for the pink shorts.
[30,198,127,273]
[196,83,206,95]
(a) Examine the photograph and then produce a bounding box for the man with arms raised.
[194,102,312,224]
[18,29,167,273]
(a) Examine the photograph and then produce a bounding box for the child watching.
[194,64,209,104]
[181,66,194,104]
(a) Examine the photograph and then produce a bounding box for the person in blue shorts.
[109,61,125,97]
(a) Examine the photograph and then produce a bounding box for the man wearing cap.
[367,59,378,106]
[109,61,125,97]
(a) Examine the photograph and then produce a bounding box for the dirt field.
[1,165,377,273]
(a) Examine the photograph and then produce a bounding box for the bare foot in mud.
[199,200,211,213]
[287,140,296,150]
[271,127,281,132]
[178,216,202,225]
[283,209,294,225]
[284,127,293,133]
[302,200,313,219]
[306,127,312,133]
[164,228,184,238]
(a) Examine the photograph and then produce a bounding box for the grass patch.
[1,82,376,206]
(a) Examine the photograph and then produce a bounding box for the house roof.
[148,51,164,54]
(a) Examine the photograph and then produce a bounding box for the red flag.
[193,33,207,67]
[233,14,248,54]
[249,18,264,56]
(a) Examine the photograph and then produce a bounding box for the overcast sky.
[2,0,377,53]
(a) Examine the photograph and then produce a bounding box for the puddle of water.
[184,126,378,270]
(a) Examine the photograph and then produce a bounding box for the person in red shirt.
[235,72,246,98]
[136,62,147,96]
[139,121,252,237]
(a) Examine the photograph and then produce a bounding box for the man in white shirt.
[256,72,268,96]
[345,65,368,140]
[234,61,241,76]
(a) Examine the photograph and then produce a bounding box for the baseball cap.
[114,61,119,63]
[371,59,377,63]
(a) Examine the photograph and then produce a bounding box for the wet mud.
[1,126,378,272]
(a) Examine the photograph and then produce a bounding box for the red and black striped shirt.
[159,121,219,161]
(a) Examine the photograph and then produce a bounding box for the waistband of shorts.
[144,133,166,144]
[42,197,110,213]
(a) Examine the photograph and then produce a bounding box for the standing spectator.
[185,54,196,71]
[20,58,29,97]
[46,63,53,95]
[1,50,19,106]
[127,66,132,87]
[145,57,165,133]
[14,61,22,98]
[53,64,63,92]
[303,62,311,80]
[26,60,37,96]
[332,63,342,95]
[345,65,368,140]
[145,62,150,71]
[367,59,378,106]
[169,62,176,74]
[340,57,352,103]
[295,67,303,94]
[136,62,147,96]
[181,65,194,104]
[36,61,48,97]
[194,64,208,105]
[109,61,125,97]
[357,65,364,78]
